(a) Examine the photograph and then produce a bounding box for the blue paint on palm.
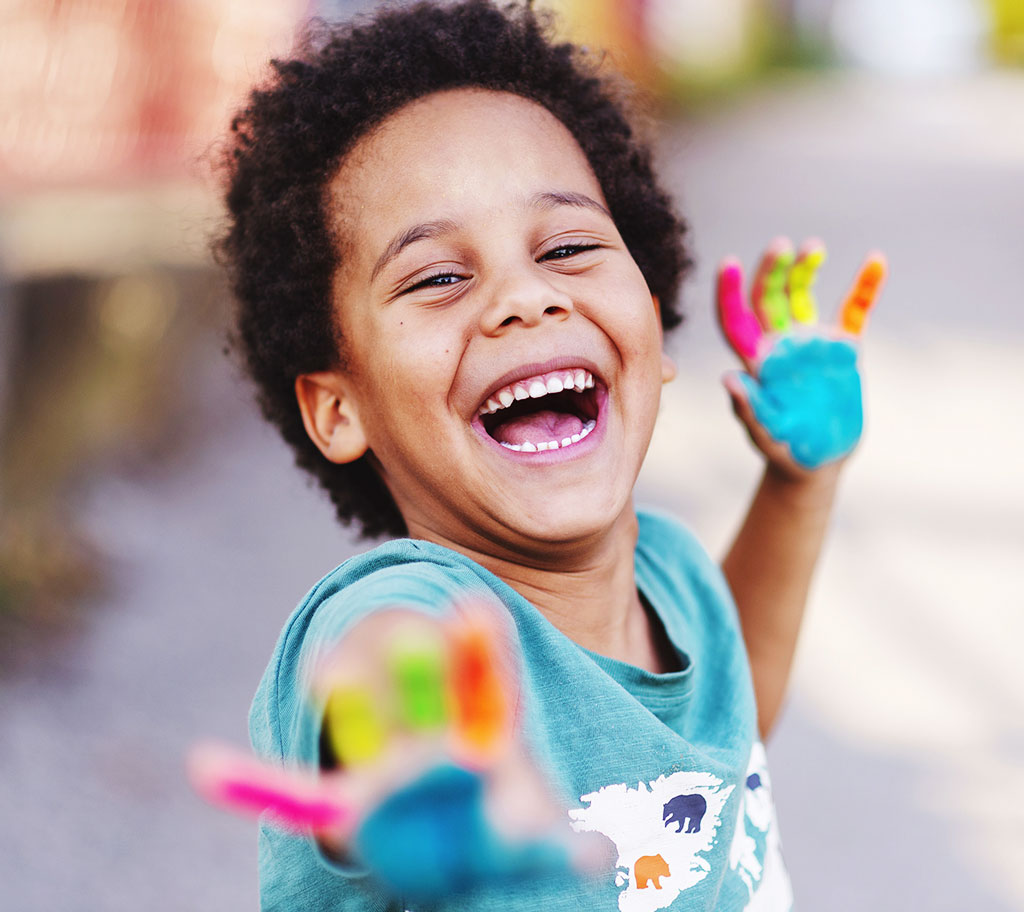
[739,336,862,469]
[354,764,570,901]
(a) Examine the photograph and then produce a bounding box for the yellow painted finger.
[324,686,387,766]
[840,253,887,335]
[787,243,826,325]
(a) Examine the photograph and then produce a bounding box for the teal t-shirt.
[250,510,794,911]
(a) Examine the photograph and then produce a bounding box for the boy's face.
[319,89,670,555]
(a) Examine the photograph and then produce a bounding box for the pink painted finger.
[187,740,355,835]
[716,258,763,365]
[839,252,887,335]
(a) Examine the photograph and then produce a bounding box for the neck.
[408,506,670,672]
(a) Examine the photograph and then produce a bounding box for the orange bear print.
[635,854,670,890]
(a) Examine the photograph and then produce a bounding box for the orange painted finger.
[839,252,887,335]
[448,620,510,763]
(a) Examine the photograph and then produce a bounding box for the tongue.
[491,409,584,446]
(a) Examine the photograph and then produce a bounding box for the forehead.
[329,89,604,251]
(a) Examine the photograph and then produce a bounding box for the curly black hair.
[219,0,691,539]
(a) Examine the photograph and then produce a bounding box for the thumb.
[722,371,794,450]
[723,371,776,429]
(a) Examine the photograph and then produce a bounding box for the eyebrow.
[370,190,612,282]
[371,219,459,282]
[530,190,611,218]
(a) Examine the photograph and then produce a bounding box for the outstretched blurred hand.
[189,602,594,902]
[715,238,887,477]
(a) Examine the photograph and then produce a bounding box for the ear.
[295,371,369,464]
[661,351,677,384]
[651,295,677,383]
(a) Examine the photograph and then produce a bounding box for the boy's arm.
[714,241,885,739]
[190,601,590,903]
[722,462,840,738]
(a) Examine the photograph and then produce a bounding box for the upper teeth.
[480,368,594,416]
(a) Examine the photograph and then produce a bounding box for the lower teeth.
[500,419,596,452]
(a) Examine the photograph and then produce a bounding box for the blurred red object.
[0,0,307,193]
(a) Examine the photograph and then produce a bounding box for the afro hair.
[218,0,691,539]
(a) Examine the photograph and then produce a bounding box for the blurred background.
[1,0,1021,908]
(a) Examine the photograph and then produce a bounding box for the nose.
[479,269,574,335]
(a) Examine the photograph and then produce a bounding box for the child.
[212,1,883,909]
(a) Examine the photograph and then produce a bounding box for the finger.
[187,740,355,835]
[390,627,449,732]
[324,683,389,767]
[315,611,447,768]
[447,610,512,765]
[723,373,825,484]
[751,237,794,332]
[786,239,826,325]
[839,251,887,336]
[723,372,787,454]
[716,257,762,369]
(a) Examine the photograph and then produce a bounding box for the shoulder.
[301,539,501,650]
[635,509,707,559]
[636,509,726,591]
[635,508,737,626]
[280,538,494,644]
[250,538,499,760]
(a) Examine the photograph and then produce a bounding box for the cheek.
[360,322,463,427]
[589,267,661,344]
[606,300,663,364]
[390,323,462,386]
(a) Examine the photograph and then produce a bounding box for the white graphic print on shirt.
[568,770,735,912]
[567,743,793,912]
[728,742,793,911]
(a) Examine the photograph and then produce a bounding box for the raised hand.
[716,238,887,473]
[189,602,586,901]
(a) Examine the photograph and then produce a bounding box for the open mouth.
[476,368,600,453]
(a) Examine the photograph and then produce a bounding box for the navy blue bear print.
[663,793,707,834]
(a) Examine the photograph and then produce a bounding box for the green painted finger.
[391,638,448,731]
[324,686,387,766]
[787,244,826,325]
[752,244,794,332]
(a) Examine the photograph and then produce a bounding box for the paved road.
[1,71,1021,910]
[650,69,1024,910]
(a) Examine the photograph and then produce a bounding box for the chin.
[505,495,632,548]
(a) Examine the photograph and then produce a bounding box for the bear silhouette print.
[663,793,707,834]
[634,854,670,889]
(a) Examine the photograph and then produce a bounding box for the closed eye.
[403,270,466,294]
[401,243,600,293]
[540,243,602,261]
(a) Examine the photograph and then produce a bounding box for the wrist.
[762,459,842,508]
